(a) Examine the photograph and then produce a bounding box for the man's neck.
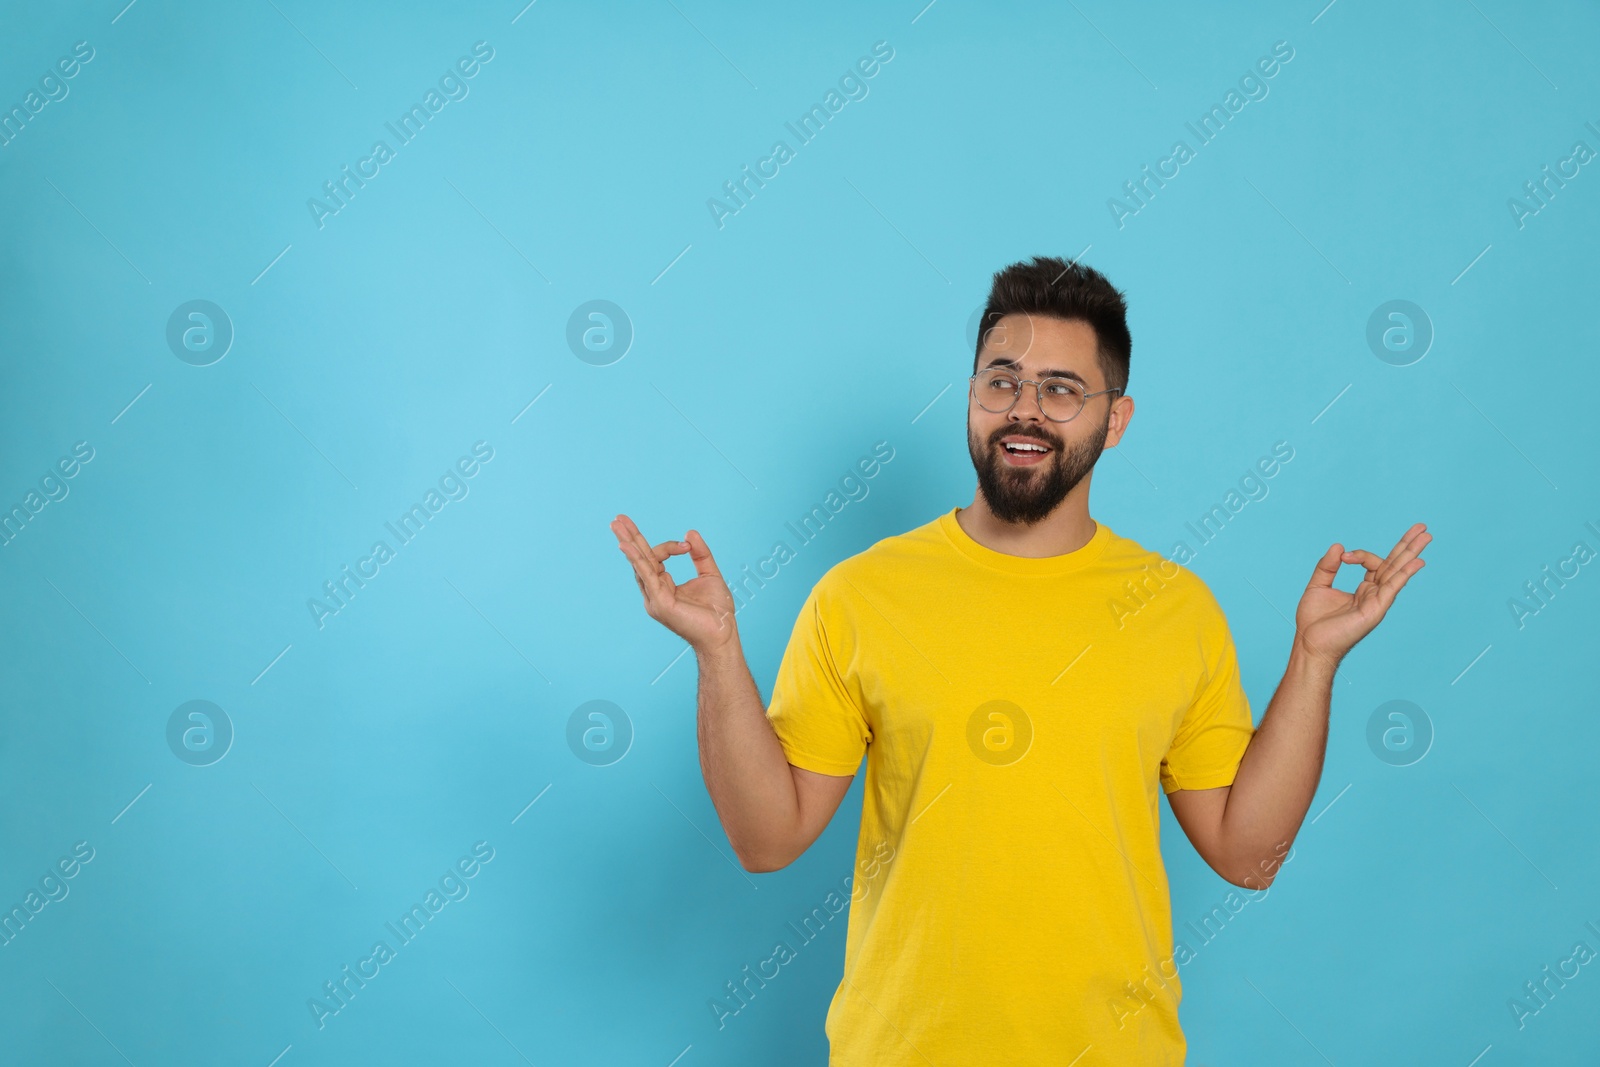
[955,494,1098,559]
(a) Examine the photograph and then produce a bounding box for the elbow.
[1224,869,1274,891]
[733,841,796,874]
[738,852,792,874]
[1221,839,1296,890]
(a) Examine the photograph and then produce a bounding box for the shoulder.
[810,513,943,604]
[1098,524,1229,621]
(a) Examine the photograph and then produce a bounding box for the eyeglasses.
[968,368,1124,423]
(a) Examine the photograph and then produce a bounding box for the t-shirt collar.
[937,506,1112,576]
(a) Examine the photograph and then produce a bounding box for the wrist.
[1288,634,1340,682]
[695,633,745,670]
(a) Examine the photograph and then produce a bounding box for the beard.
[967,414,1110,526]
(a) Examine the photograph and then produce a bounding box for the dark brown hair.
[973,256,1132,394]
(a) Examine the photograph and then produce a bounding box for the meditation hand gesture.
[1295,522,1432,668]
[611,514,740,652]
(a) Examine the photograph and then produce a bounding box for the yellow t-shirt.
[764,506,1257,1066]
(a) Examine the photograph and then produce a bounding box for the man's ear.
[1105,395,1135,447]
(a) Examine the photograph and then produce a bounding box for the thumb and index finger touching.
[1305,522,1431,596]
[611,514,725,587]
[681,528,724,580]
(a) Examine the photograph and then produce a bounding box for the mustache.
[991,429,1059,447]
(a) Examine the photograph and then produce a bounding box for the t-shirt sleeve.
[764,579,872,777]
[1160,591,1257,794]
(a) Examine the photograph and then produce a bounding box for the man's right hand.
[611,513,850,872]
[610,514,739,653]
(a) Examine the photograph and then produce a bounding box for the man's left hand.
[1295,522,1432,668]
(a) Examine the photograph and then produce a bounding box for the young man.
[611,255,1429,1065]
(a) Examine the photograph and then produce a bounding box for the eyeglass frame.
[967,367,1125,423]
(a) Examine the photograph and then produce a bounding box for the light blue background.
[2,1,1597,1064]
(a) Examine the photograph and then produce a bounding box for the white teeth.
[1005,442,1047,452]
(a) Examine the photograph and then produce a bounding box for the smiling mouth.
[998,439,1053,465]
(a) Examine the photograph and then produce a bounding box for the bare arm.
[1169,523,1431,887]
[697,640,853,871]
[612,514,853,872]
[1166,646,1333,887]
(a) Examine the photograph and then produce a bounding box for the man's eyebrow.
[980,356,1090,387]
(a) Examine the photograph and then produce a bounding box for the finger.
[1373,525,1431,585]
[649,539,691,565]
[1340,549,1386,584]
[1340,548,1383,572]
[610,512,647,547]
[1388,521,1428,553]
[612,516,675,603]
[615,534,664,595]
[684,529,729,584]
[1306,543,1344,591]
[614,515,665,572]
[1342,524,1429,586]
[1374,556,1426,607]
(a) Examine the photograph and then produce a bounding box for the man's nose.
[1009,383,1047,421]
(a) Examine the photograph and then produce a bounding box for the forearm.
[1216,637,1338,883]
[695,639,803,870]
